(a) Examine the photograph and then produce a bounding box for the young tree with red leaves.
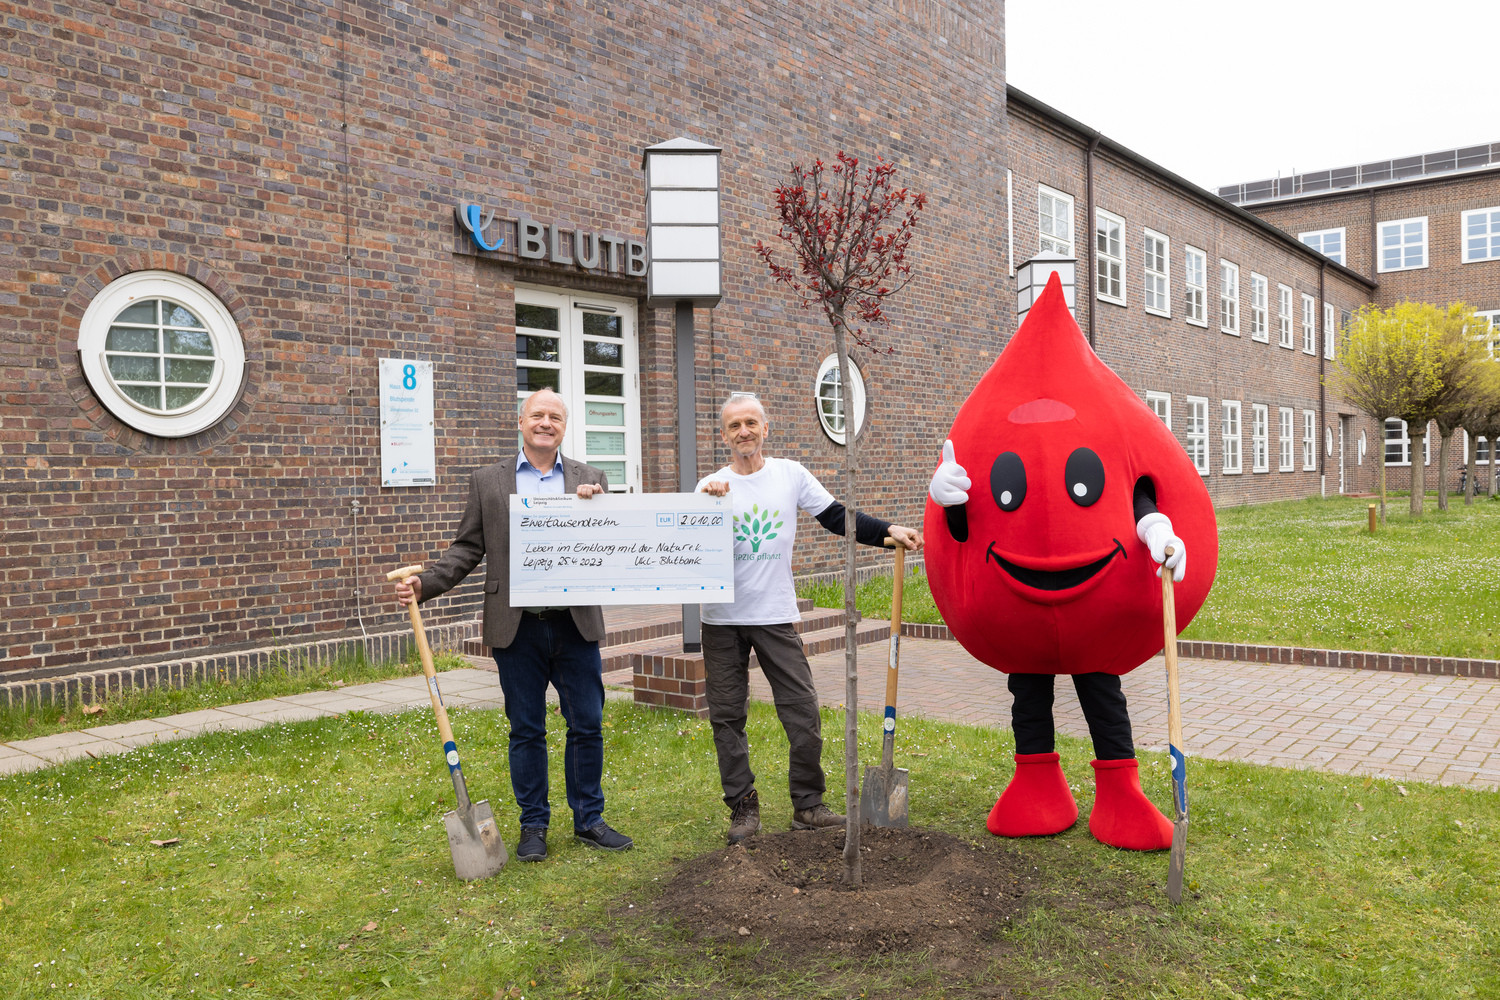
[756,152,926,886]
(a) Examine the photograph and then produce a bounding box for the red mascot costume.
[925,274,1217,850]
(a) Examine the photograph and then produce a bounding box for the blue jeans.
[492,613,605,831]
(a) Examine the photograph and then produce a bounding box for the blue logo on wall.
[456,203,504,251]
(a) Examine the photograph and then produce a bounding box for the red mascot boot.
[1088,758,1172,850]
[986,752,1078,837]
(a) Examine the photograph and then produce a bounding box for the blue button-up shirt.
[516,450,566,612]
[515,450,565,496]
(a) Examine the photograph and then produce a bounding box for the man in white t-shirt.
[696,391,922,844]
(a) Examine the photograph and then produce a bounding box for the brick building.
[1220,147,1500,490]
[0,0,1482,695]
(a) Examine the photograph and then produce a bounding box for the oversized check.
[509,492,734,606]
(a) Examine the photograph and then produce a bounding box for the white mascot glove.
[929,439,971,507]
[1135,511,1186,582]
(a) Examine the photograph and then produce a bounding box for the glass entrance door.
[514,286,641,492]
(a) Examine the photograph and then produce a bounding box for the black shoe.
[574,820,633,852]
[517,826,548,862]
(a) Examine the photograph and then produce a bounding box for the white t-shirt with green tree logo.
[695,458,836,625]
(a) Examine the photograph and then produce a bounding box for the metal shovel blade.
[443,798,508,881]
[860,763,910,828]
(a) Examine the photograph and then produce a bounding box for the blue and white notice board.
[379,358,436,487]
[509,493,734,605]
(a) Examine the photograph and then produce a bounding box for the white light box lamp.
[1015,251,1077,323]
[643,137,722,307]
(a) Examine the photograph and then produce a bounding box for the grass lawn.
[802,495,1500,660]
[0,651,473,745]
[1,700,1496,999]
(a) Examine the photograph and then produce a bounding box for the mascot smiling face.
[923,274,1218,676]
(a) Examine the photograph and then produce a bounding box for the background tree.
[1329,302,1444,523]
[1459,360,1500,504]
[757,152,926,887]
[1395,303,1483,515]
[1425,303,1486,511]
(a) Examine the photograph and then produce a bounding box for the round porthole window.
[814,354,866,445]
[77,271,246,438]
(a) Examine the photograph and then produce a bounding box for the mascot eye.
[1064,448,1105,507]
[989,451,1026,511]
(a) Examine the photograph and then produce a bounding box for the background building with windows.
[1221,147,1500,491]
[3,0,1493,694]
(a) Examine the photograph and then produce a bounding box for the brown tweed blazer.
[416,454,608,650]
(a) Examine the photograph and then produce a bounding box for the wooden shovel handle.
[387,564,457,751]
[1160,547,1183,756]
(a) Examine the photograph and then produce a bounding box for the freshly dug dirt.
[652,825,1051,971]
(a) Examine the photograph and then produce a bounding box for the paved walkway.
[4,632,1499,791]
[771,639,1500,791]
[0,668,634,777]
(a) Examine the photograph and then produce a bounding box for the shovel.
[860,538,910,827]
[386,564,508,880]
[1159,547,1188,904]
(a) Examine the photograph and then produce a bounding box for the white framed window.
[1251,403,1269,472]
[813,354,867,445]
[515,285,641,492]
[1303,410,1317,470]
[1278,284,1294,348]
[1145,390,1171,428]
[1186,396,1209,474]
[1039,185,1075,256]
[1302,294,1317,354]
[1095,209,1125,305]
[1219,260,1240,335]
[1478,437,1491,465]
[1278,407,1295,471]
[1385,418,1410,466]
[1478,310,1500,359]
[1250,273,1269,342]
[1222,400,1242,474]
[1299,228,1346,264]
[1462,207,1500,263]
[1184,246,1207,327]
[1144,230,1170,317]
[76,270,247,438]
[1323,302,1337,360]
[1378,217,1428,272]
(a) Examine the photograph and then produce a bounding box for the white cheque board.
[509,492,734,606]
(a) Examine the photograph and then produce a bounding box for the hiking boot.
[790,802,846,831]
[517,826,548,862]
[727,789,761,845]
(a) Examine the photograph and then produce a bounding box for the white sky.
[1006,0,1500,193]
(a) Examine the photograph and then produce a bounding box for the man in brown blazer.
[393,388,631,862]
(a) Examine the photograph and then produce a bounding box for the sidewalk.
[773,639,1500,791]
[0,666,633,777]
[4,629,1499,791]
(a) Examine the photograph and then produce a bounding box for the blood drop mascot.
[925,274,1217,850]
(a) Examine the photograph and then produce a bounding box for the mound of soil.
[652,825,1048,970]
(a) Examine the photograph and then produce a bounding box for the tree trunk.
[1379,440,1388,525]
[1437,430,1452,512]
[1409,424,1425,516]
[1464,430,1476,506]
[833,321,861,889]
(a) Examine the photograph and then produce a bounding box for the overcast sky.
[1006,0,1500,193]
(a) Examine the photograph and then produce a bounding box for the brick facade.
[3,0,1476,691]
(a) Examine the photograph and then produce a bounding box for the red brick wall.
[1,0,1009,679]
